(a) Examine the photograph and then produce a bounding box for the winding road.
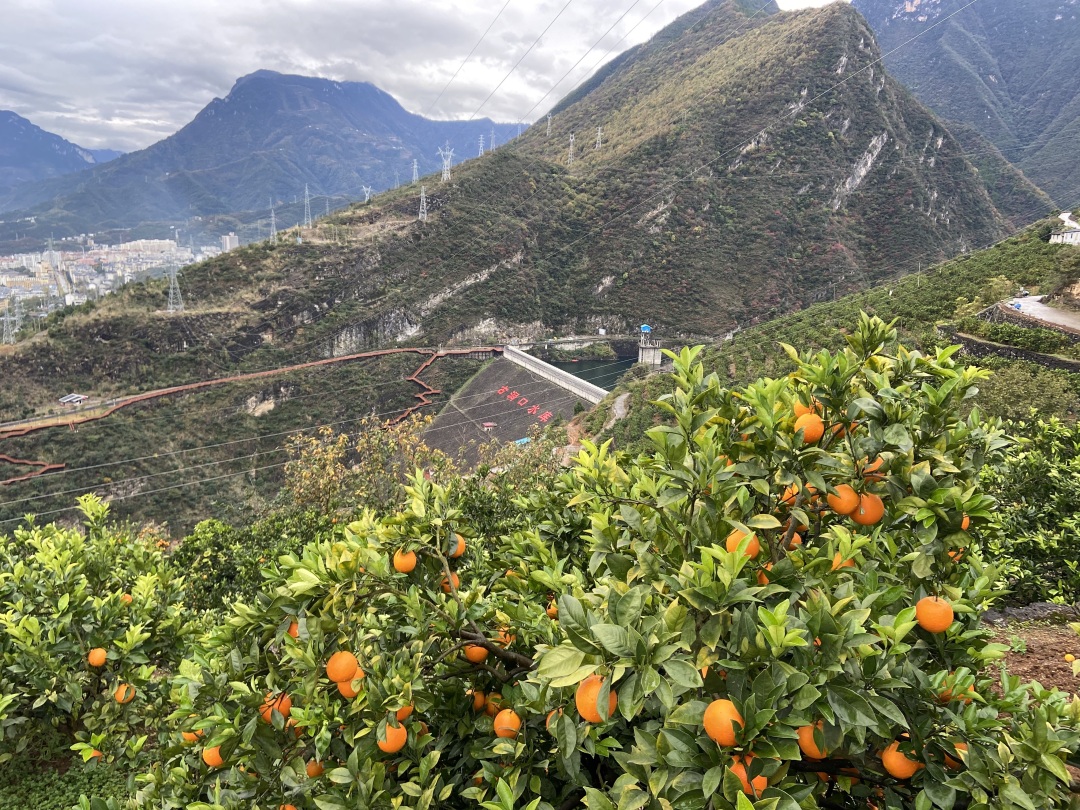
[1003,296,1080,335]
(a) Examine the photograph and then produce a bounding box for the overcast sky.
[0,0,842,152]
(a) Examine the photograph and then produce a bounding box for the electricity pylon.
[303,184,312,229]
[363,185,373,203]
[412,159,419,184]
[418,186,428,222]
[269,198,278,243]
[438,143,453,182]
[478,134,485,157]
[568,134,575,165]
[166,264,184,312]
[595,127,603,150]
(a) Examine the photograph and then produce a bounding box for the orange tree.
[0,494,195,766]
[113,315,1080,809]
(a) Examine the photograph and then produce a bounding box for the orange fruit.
[496,628,516,647]
[326,650,359,683]
[260,692,292,723]
[494,708,522,738]
[338,679,359,699]
[418,721,429,737]
[881,740,924,779]
[794,413,824,443]
[725,528,760,559]
[793,398,819,417]
[944,742,968,769]
[949,547,965,562]
[378,721,408,754]
[757,563,773,586]
[469,689,486,711]
[450,533,466,558]
[961,514,970,531]
[396,705,414,721]
[785,532,803,551]
[120,593,133,605]
[703,698,743,746]
[730,754,768,795]
[306,760,324,778]
[546,708,563,733]
[485,693,503,717]
[441,572,459,593]
[797,721,827,759]
[89,749,103,761]
[915,596,954,633]
[88,647,107,667]
[862,457,886,482]
[182,730,200,743]
[281,806,298,810]
[827,484,859,516]
[546,601,558,619]
[831,552,856,571]
[464,644,489,663]
[393,549,417,573]
[576,675,618,723]
[780,484,798,506]
[287,621,299,639]
[202,745,224,768]
[851,493,885,526]
[114,683,136,704]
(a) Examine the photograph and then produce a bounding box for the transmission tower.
[2,309,13,345]
[363,185,373,203]
[490,128,496,149]
[595,126,603,150]
[418,185,428,222]
[412,160,419,184]
[546,114,552,136]
[325,198,330,217]
[13,298,23,332]
[478,134,485,157]
[166,264,184,312]
[269,199,278,243]
[438,143,454,182]
[303,184,312,229]
[567,133,576,165]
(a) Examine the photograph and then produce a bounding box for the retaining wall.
[502,345,609,405]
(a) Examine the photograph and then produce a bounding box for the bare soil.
[995,624,1080,695]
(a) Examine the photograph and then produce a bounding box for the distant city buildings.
[221,232,240,252]
[0,237,222,327]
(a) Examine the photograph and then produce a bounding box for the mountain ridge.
[852,0,1080,206]
[0,70,519,246]
[0,110,121,204]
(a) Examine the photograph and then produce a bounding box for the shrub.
[0,495,195,766]
[983,416,1080,605]
[88,317,1080,809]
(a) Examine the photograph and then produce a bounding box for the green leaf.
[664,659,703,689]
[593,624,634,657]
[538,645,587,679]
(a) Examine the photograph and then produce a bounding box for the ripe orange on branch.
[851,493,885,526]
[725,528,760,559]
[827,484,860,516]
[464,644,489,663]
[494,708,521,738]
[114,683,136,704]
[326,650,359,683]
[794,413,825,443]
[441,572,459,593]
[87,647,107,667]
[916,596,955,633]
[730,754,768,795]
[377,722,408,754]
[797,721,828,759]
[449,533,466,558]
[576,675,617,723]
[881,740,924,779]
[703,698,743,746]
[260,692,292,723]
[393,549,417,573]
[201,746,224,768]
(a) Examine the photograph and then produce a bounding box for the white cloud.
[0,0,849,151]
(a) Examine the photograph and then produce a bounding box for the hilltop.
[0,0,1055,532]
[0,71,519,249]
[853,0,1080,207]
[0,111,121,205]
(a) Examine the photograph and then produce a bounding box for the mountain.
[0,0,1056,533]
[0,71,520,245]
[0,111,121,204]
[852,0,1080,207]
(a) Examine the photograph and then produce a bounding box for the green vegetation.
[854,0,1080,205]
[984,417,1080,606]
[6,317,1071,809]
[0,758,130,810]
